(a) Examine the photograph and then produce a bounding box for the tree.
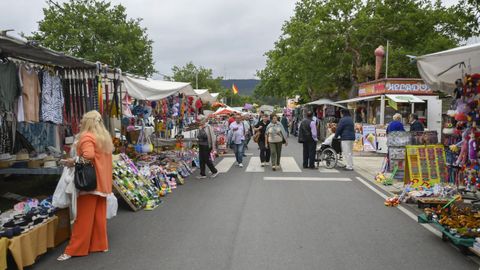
[166,62,225,93]
[255,0,480,102]
[29,0,155,76]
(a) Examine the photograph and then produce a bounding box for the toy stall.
[109,75,202,211]
[382,43,480,256]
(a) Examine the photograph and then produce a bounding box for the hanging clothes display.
[0,61,21,113]
[41,71,64,124]
[19,65,41,122]
[0,114,13,154]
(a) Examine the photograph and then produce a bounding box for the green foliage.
[256,0,480,102]
[29,0,155,76]
[166,62,225,93]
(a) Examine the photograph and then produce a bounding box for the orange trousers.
[65,194,108,256]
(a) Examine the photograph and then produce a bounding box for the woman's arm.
[78,135,96,160]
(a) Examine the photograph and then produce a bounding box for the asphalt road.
[33,138,478,270]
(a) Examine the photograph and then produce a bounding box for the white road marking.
[318,167,340,173]
[215,157,236,173]
[223,153,253,157]
[246,157,265,172]
[354,177,443,237]
[264,177,352,181]
[279,157,302,172]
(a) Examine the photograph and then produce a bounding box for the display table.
[5,216,58,270]
[0,238,7,270]
[0,167,63,175]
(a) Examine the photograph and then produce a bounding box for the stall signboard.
[362,125,377,151]
[404,144,447,187]
[358,79,433,97]
[353,123,364,151]
[376,129,388,153]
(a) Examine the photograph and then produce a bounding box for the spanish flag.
[232,84,239,95]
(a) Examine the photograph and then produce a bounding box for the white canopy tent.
[417,43,480,93]
[307,98,346,108]
[194,89,218,103]
[123,75,196,101]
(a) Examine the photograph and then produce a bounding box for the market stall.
[336,78,442,152]
[382,43,480,256]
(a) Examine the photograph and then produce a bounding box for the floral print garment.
[41,72,64,124]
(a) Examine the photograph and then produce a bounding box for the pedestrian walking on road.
[196,115,219,179]
[298,111,318,169]
[409,113,424,132]
[254,114,271,167]
[266,114,288,171]
[335,109,355,171]
[243,115,253,153]
[229,115,247,167]
[57,110,113,261]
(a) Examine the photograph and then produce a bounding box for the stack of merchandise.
[0,198,56,238]
[387,131,411,179]
[445,74,480,191]
[113,154,161,211]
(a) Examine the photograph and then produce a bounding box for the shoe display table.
[2,216,58,270]
[0,167,63,175]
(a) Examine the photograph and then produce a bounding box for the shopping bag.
[106,194,118,219]
[52,167,74,208]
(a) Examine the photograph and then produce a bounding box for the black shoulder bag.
[74,157,97,191]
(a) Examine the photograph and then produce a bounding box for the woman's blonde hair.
[80,110,113,153]
[393,113,402,121]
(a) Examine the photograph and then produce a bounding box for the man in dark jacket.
[335,109,355,171]
[409,114,424,132]
[299,111,318,169]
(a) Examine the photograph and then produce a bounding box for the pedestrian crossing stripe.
[214,156,342,173]
[246,157,264,172]
[216,157,236,173]
[263,177,352,181]
[222,153,254,157]
[279,157,302,172]
[318,167,340,173]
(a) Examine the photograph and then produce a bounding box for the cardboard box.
[54,208,71,246]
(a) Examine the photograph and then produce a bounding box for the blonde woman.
[386,113,405,133]
[58,110,113,261]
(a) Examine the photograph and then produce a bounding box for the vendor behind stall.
[409,113,424,132]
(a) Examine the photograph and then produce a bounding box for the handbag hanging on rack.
[74,157,97,191]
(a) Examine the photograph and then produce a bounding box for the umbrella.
[244,103,253,110]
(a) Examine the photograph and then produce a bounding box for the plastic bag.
[106,194,118,219]
[52,167,74,208]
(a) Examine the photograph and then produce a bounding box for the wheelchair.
[315,138,343,169]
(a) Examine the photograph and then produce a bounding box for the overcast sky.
[0,0,460,79]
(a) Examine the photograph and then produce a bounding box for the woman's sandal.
[57,254,71,261]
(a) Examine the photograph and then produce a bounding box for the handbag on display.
[74,157,97,191]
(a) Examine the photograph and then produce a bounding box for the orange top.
[77,132,113,195]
